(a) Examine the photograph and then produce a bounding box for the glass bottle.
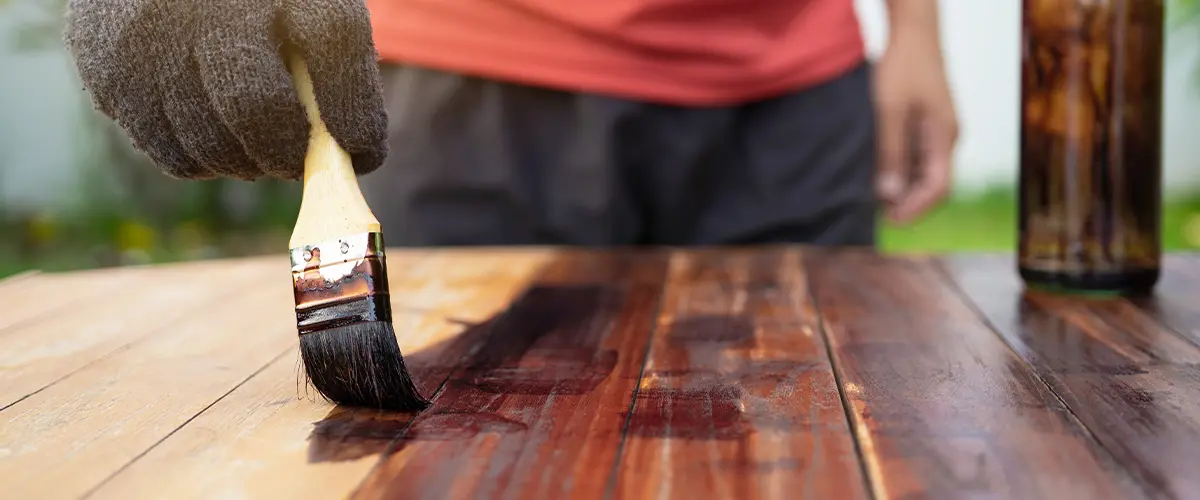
[1018,0,1165,295]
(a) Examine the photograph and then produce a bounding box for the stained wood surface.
[2,247,1199,499]
[613,249,866,500]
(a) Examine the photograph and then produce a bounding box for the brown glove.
[63,0,388,181]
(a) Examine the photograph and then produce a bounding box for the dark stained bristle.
[299,321,431,411]
[291,232,429,411]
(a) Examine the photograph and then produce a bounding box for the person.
[62,0,958,247]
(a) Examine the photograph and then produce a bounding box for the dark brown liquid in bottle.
[1019,0,1164,295]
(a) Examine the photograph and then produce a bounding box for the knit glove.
[63,0,388,181]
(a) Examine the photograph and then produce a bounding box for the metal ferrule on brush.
[289,232,391,336]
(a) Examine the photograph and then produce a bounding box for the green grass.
[880,189,1020,252]
[880,189,1200,253]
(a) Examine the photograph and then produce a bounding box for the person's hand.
[872,5,959,225]
[63,0,388,181]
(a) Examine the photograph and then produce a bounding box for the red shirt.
[365,0,866,106]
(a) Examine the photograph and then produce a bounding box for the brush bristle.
[299,321,430,411]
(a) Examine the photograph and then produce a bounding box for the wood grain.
[806,250,1143,499]
[6,247,1200,499]
[0,257,279,410]
[85,248,550,500]
[0,277,296,499]
[353,249,670,500]
[0,273,111,334]
[0,260,247,335]
[612,248,867,499]
[1126,254,1200,348]
[942,253,1200,499]
[385,248,555,317]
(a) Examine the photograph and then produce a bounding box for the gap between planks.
[935,253,1200,499]
[350,249,672,499]
[805,262,884,500]
[927,256,1120,484]
[343,247,874,499]
[0,261,282,413]
[29,248,1194,498]
[75,249,553,500]
[604,248,868,500]
[601,271,667,500]
[805,250,1149,499]
[81,346,296,498]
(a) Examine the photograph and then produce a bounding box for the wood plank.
[612,248,868,499]
[85,249,552,500]
[0,266,174,335]
[805,250,1143,499]
[386,248,553,317]
[1126,254,1200,348]
[0,278,297,500]
[0,257,282,410]
[352,249,670,500]
[0,275,94,334]
[942,254,1200,499]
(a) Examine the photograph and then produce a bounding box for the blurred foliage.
[1177,0,1200,21]
[0,96,304,276]
[0,0,303,277]
[1172,0,1200,89]
[1,0,64,51]
[0,105,304,277]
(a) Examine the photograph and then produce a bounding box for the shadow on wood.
[304,252,646,464]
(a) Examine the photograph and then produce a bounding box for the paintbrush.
[285,52,429,411]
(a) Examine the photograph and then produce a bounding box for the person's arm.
[884,0,942,48]
[874,0,959,224]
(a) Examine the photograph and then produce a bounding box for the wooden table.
[2,247,1199,499]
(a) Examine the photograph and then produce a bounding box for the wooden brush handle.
[287,53,381,249]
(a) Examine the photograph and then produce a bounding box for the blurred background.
[2,0,1200,279]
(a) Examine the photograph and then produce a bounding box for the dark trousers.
[360,61,879,247]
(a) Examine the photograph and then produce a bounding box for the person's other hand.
[872,6,959,225]
[63,0,388,181]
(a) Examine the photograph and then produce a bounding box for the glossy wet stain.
[304,251,1200,496]
[5,249,1200,499]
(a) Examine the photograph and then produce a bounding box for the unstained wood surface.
[1,248,1199,499]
